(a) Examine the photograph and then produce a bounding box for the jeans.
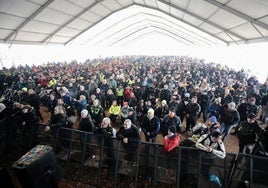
[220,122,236,142]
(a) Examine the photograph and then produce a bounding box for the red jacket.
[163,133,181,152]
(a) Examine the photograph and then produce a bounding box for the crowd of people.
[0,55,268,182]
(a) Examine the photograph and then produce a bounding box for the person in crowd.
[77,85,89,102]
[155,99,169,122]
[159,84,172,104]
[163,126,181,153]
[28,89,43,121]
[73,94,87,120]
[78,109,95,159]
[233,84,247,105]
[196,130,226,179]
[60,87,72,106]
[207,97,222,120]
[220,102,240,141]
[161,107,182,137]
[221,88,233,105]
[20,104,39,149]
[47,92,57,114]
[116,84,124,106]
[141,108,161,143]
[116,119,140,161]
[183,96,201,133]
[127,107,137,126]
[57,98,76,127]
[89,99,104,126]
[136,99,147,125]
[106,89,117,109]
[108,100,121,125]
[236,113,263,153]
[119,101,130,123]
[198,89,210,122]
[78,109,95,133]
[191,116,221,140]
[128,92,138,108]
[19,87,30,104]
[177,92,191,123]
[94,117,116,170]
[95,88,106,108]
[44,105,67,153]
[237,98,248,123]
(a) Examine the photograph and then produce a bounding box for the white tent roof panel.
[34,9,73,25]
[16,31,48,42]
[48,0,83,16]
[0,0,267,45]
[0,13,25,29]
[187,0,218,18]
[230,23,263,39]
[80,11,102,22]
[67,19,93,30]
[101,0,123,10]
[70,0,96,8]
[0,0,39,18]
[228,0,268,19]
[208,9,247,29]
[144,0,158,8]
[56,27,81,37]
[21,20,60,34]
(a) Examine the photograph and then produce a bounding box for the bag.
[67,115,77,124]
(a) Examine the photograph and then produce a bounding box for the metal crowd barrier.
[39,127,268,188]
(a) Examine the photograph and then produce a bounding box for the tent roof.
[1,0,268,46]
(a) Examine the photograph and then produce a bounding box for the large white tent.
[0,0,268,81]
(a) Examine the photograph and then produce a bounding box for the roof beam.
[157,0,246,41]
[84,11,219,45]
[42,0,104,43]
[204,0,268,30]
[96,21,202,46]
[4,0,55,42]
[65,3,135,45]
[91,17,216,46]
[108,25,194,47]
[135,3,228,43]
[120,30,189,47]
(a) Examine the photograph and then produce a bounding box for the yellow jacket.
[109,105,121,115]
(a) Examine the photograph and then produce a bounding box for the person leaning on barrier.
[163,126,181,153]
[141,108,160,143]
[237,113,263,154]
[94,117,116,170]
[20,104,39,149]
[78,109,95,159]
[116,119,140,161]
[195,130,226,179]
[45,105,67,153]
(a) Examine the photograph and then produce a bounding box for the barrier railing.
[40,127,268,188]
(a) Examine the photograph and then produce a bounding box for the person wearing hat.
[237,113,263,153]
[161,107,182,137]
[141,108,160,143]
[116,119,140,161]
